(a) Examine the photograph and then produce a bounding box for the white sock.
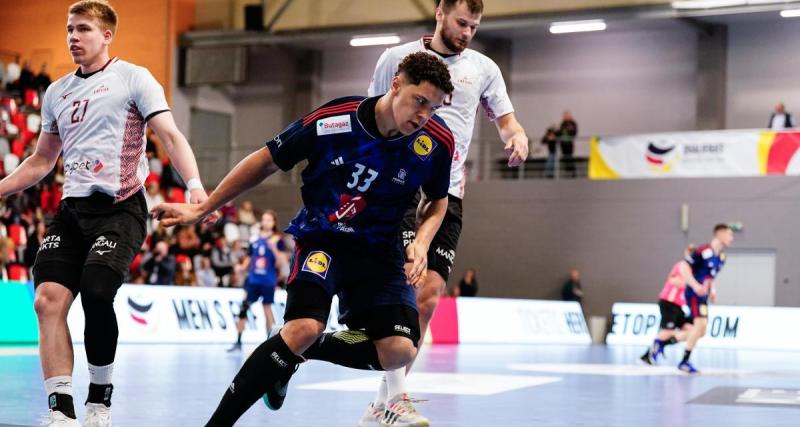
[88,363,114,385]
[373,374,389,406]
[45,376,73,396]
[385,368,407,401]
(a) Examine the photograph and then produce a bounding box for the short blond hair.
[69,0,118,33]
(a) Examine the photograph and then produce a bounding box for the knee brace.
[80,264,123,366]
[238,300,252,320]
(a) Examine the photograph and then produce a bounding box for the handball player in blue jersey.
[228,210,289,351]
[679,224,733,373]
[151,51,455,426]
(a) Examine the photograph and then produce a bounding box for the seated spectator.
[196,256,218,287]
[561,269,584,303]
[174,254,197,286]
[458,268,479,297]
[141,241,176,285]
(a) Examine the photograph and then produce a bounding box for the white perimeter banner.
[590,129,772,179]
[606,302,800,351]
[67,285,343,344]
[456,298,591,344]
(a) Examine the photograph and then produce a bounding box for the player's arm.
[678,259,706,295]
[495,112,529,167]
[153,147,279,226]
[148,112,207,203]
[406,195,448,288]
[0,132,62,197]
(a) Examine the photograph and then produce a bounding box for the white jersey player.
[0,2,212,426]
[360,1,529,426]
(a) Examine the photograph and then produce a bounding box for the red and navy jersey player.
[684,242,726,319]
[267,96,453,249]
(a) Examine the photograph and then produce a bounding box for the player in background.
[679,224,733,373]
[0,1,212,425]
[363,0,529,424]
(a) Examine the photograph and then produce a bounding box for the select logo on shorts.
[302,251,331,279]
[394,325,411,335]
[316,115,352,136]
[410,134,437,161]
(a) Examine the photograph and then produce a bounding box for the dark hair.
[69,0,118,33]
[396,52,454,94]
[713,223,731,233]
[438,0,483,14]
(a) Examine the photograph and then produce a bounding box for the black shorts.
[658,299,689,329]
[400,192,462,282]
[33,191,148,295]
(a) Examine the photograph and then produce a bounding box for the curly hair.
[396,52,454,95]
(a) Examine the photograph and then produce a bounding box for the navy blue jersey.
[247,236,279,285]
[266,96,454,245]
[685,244,726,284]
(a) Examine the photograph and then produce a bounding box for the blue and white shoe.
[678,360,699,374]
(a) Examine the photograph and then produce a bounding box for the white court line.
[298,372,562,396]
[0,347,39,356]
[507,363,755,377]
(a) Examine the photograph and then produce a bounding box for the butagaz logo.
[39,235,61,251]
[92,236,117,254]
[435,247,455,263]
[392,168,407,185]
[302,251,332,279]
[271,351,288,368]
[66,159,103,175]
[316,115,352,136]
[394,325,411,335]
[410,134,437,161]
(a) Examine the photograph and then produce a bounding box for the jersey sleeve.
[265,117,315,172]
[685,249,704,270]
[422,150,452,200]
[40,84,59,136]
[479,60,515,122]
[367,48,399,97]
[129,67,170,121]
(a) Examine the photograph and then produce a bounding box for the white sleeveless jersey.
[368,36,514,198]
[41,57,169,202]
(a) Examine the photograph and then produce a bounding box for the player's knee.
[282,318,325,351]
[238,301,251,320]
[376,337,417,370]
[34,286,70,319]
[417,294,440,322]
[80,265,122,307]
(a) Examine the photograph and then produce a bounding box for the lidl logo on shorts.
[302,251,331,279]
[410,134,437,161]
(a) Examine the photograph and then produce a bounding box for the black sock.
[641,348,651,358]
[664,337,678,346]
[236,333,242,345]
[86,383,113,407]
[302,330,384,371]
[48,393,76,419]
[682,349,692,363]
[206,333,302,427]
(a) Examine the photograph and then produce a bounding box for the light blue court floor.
[2,343,799,426]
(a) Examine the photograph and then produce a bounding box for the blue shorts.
[684,287,709,320]
[244,280,276,305]
[287,238,417,324]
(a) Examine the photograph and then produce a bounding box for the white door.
[714,249,776,306]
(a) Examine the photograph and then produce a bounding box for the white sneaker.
[83,403,111,427]
[42,410,81,426]
[381,394,430,427]
[357,401,385,426]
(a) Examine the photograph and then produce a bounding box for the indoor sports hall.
[1,1,799,426]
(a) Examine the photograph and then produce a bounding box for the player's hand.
[504,136,529,167]
[151,202,206,227]
[188,188,221,225]
[404,241,428,289]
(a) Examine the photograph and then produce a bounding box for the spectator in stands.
[559,111,578,178]
[561,269,584,303]
[211,236,234,286]
[34,64,51,92]
[24,221,46,268]
[142,241,176,285]
[458,268,478,297]
[237,200,257,225]
[196,256,218,287]
[174,254,197,286]
[768,103,794,130]
[541,126,558,178]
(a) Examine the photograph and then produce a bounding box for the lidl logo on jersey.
[316,115,352,136]
[410,134,437,161]
[302,251,332,279]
